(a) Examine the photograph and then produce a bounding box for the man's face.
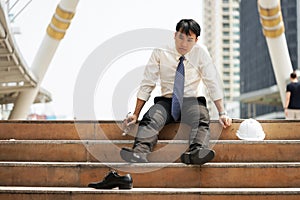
[174,31,198,55]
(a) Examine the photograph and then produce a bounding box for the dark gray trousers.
[133,96,210,153]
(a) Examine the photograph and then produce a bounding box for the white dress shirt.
[137,43,224,102]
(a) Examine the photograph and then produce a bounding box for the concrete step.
[1,120,300,140]
[0,187,299,200]
[0,162,299,188]
[0,120,299,199]
[0,140,299,163]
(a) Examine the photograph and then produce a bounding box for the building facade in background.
[239,0,299,119]
[203,0,240,118]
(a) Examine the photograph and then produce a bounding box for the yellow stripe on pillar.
[260,14,282,27]
[56,5,75,20]
[46,5,75,40]
[51,16,71,30]
[263,25,285,38]
[258,0,284,38]
[47,25,66,40]
[258,4,281,17]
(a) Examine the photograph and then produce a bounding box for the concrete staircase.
[0,120,299,199]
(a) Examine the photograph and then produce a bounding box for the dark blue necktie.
[171,56,185,121]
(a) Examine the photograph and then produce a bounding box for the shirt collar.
[172,46,193,62]
[166,42,196,62]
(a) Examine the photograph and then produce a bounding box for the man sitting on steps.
[120,19,232,164]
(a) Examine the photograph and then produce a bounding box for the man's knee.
[140,103,170,128]
[183,106,209,127]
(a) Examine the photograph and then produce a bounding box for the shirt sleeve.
[137,49,160,101]
[286,84,291,92]
[199,46,224,101]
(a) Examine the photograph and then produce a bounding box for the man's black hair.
[176,19,201,37]
[291,71,297,79]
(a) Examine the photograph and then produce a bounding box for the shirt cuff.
[210,93,223,102]
[137,90,151,101]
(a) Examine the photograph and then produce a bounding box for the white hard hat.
[236,118,265,140]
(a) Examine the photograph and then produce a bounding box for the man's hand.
[125,114,138,126]
[213,99,232,128]
[219,114,232,128]
[122,113,138,136]
[284,108,288,118]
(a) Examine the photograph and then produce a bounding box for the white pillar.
[9,0,80,119]
[257,0,293,107]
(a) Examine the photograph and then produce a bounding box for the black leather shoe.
[120,147,149,163]
[181,147,215,165]
[88,171,133,189]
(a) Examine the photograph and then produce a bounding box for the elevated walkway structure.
[238,85,281,106]
[8,0,79,119]
[0,120,299,199]
[0,1,51,107]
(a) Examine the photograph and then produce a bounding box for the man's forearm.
[214,98,232,128]
[214,99,226,115]
[133,98,146,118]
[285,92,291,109]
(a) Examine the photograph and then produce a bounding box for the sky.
[11,0,203,119]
